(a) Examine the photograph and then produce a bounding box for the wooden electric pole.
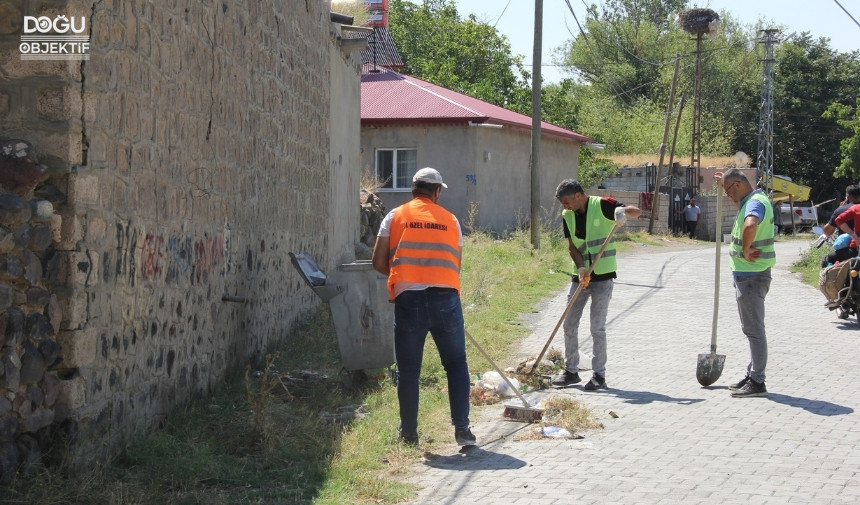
[648,55,681,234]
[530,0,543,249]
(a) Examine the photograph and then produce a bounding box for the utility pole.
[690,32,703,188]
[648,55,681,234]
[756,29,779,196]
[530,0,543,249]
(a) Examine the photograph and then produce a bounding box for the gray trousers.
[733,269,771,383]
[563,279,614,376]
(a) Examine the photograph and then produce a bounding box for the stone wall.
[0,0,359,475]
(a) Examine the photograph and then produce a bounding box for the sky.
[451,0,860,83]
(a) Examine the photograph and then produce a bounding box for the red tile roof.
[360,65,592,144]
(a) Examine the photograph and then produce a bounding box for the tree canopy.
[388,0,531,108]
[385,0,860,204]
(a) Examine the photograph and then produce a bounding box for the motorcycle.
[815,226,860,323]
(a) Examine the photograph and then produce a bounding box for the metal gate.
[668,187,696,235]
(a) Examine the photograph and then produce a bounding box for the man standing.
[719,169,775,398]
[371,167,475,446]
[681,197,702,239]
[551,180,641,391]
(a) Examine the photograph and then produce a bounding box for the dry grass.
[607,154,738,168]
[514,395,604,440]
[331,1,370,26]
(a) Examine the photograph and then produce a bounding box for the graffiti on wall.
[140,232,225,284]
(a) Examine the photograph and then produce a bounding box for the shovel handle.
[530,222,621,373]
[711,188,723,349]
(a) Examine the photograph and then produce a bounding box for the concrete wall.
[0,0,362,471]
[362,124,581,236]
[591,189,670,235]
[693,194,736,242]
[329,31,361,265]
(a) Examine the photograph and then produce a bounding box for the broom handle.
[464,328,532,408]
[530,223,621,373]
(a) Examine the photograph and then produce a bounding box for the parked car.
[773,201,818,233]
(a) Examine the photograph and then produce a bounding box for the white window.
[376,148,417,190]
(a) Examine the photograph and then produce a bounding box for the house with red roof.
[360,65,592,235]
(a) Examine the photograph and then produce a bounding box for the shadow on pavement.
[581,387,705,405]
[834,319,860,330]
[422,446,527,471]
[766,393,854,416]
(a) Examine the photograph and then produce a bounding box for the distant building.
[360,65,591,235]
[364,0,389,28]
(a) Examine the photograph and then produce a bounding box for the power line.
[833,0,860,30]
[492,0,513,29]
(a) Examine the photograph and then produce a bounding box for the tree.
[823,99,860,181]
[773,34,860,202]
[388,0,531,109]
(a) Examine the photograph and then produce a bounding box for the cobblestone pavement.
[404,239,860,505]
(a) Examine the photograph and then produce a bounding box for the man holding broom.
[551,180,641,390]
[371,167,475,446]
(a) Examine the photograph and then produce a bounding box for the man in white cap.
[372,167,475,446]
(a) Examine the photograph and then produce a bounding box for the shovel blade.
[696,352,726,386]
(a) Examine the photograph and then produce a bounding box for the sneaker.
[583,373,607,391]
[454,427,477,446]
[730,379,767,398]
[728,376,749,391]
[551,370,581,387]
[399,430,419,446]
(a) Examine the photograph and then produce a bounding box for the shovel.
[696,190,725,386]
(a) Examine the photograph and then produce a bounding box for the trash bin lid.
[289,252,327,287]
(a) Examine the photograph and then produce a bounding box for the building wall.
[0,0,360,469]
[361,124,581,236]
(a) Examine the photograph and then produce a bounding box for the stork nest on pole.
[677,8,720,37]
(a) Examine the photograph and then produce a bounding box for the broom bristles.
[502,400,545,422]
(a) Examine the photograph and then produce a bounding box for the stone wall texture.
[0,0,360,476]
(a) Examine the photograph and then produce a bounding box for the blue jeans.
[562,279,614,376]
[734,269,771,383]
[394,288,470,434]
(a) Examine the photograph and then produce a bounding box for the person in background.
[679,197,702,239]
[718,169,775,398]
[833,201,860,265]
[371,167,475,447]
[820,185,860,267]
[550,180,641,391]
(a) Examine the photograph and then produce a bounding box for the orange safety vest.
[387,197,461,300]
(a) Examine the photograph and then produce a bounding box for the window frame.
[375,147,418,191]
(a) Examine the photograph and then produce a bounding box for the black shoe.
[583,373,607,391]
[731,379,767,398]
[454,427,476,446]
[728,376,749,391]
[399,430,419,446]
[551,370,581,387]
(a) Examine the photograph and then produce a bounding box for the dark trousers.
[822,247,858,268]
[685,220,698,239]
[394,288,470,434]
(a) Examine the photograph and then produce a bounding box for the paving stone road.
[404,238,860,505]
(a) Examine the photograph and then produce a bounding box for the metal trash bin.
[289,253,395,372]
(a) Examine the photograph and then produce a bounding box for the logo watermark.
[20,15,89,61]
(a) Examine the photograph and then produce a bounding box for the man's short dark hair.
[555,179,584,200]
[412,180,441,197]
[846,185,860,199]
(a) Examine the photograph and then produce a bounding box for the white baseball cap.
[412,167,447,188]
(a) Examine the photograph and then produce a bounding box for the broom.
[465,329,544,422]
